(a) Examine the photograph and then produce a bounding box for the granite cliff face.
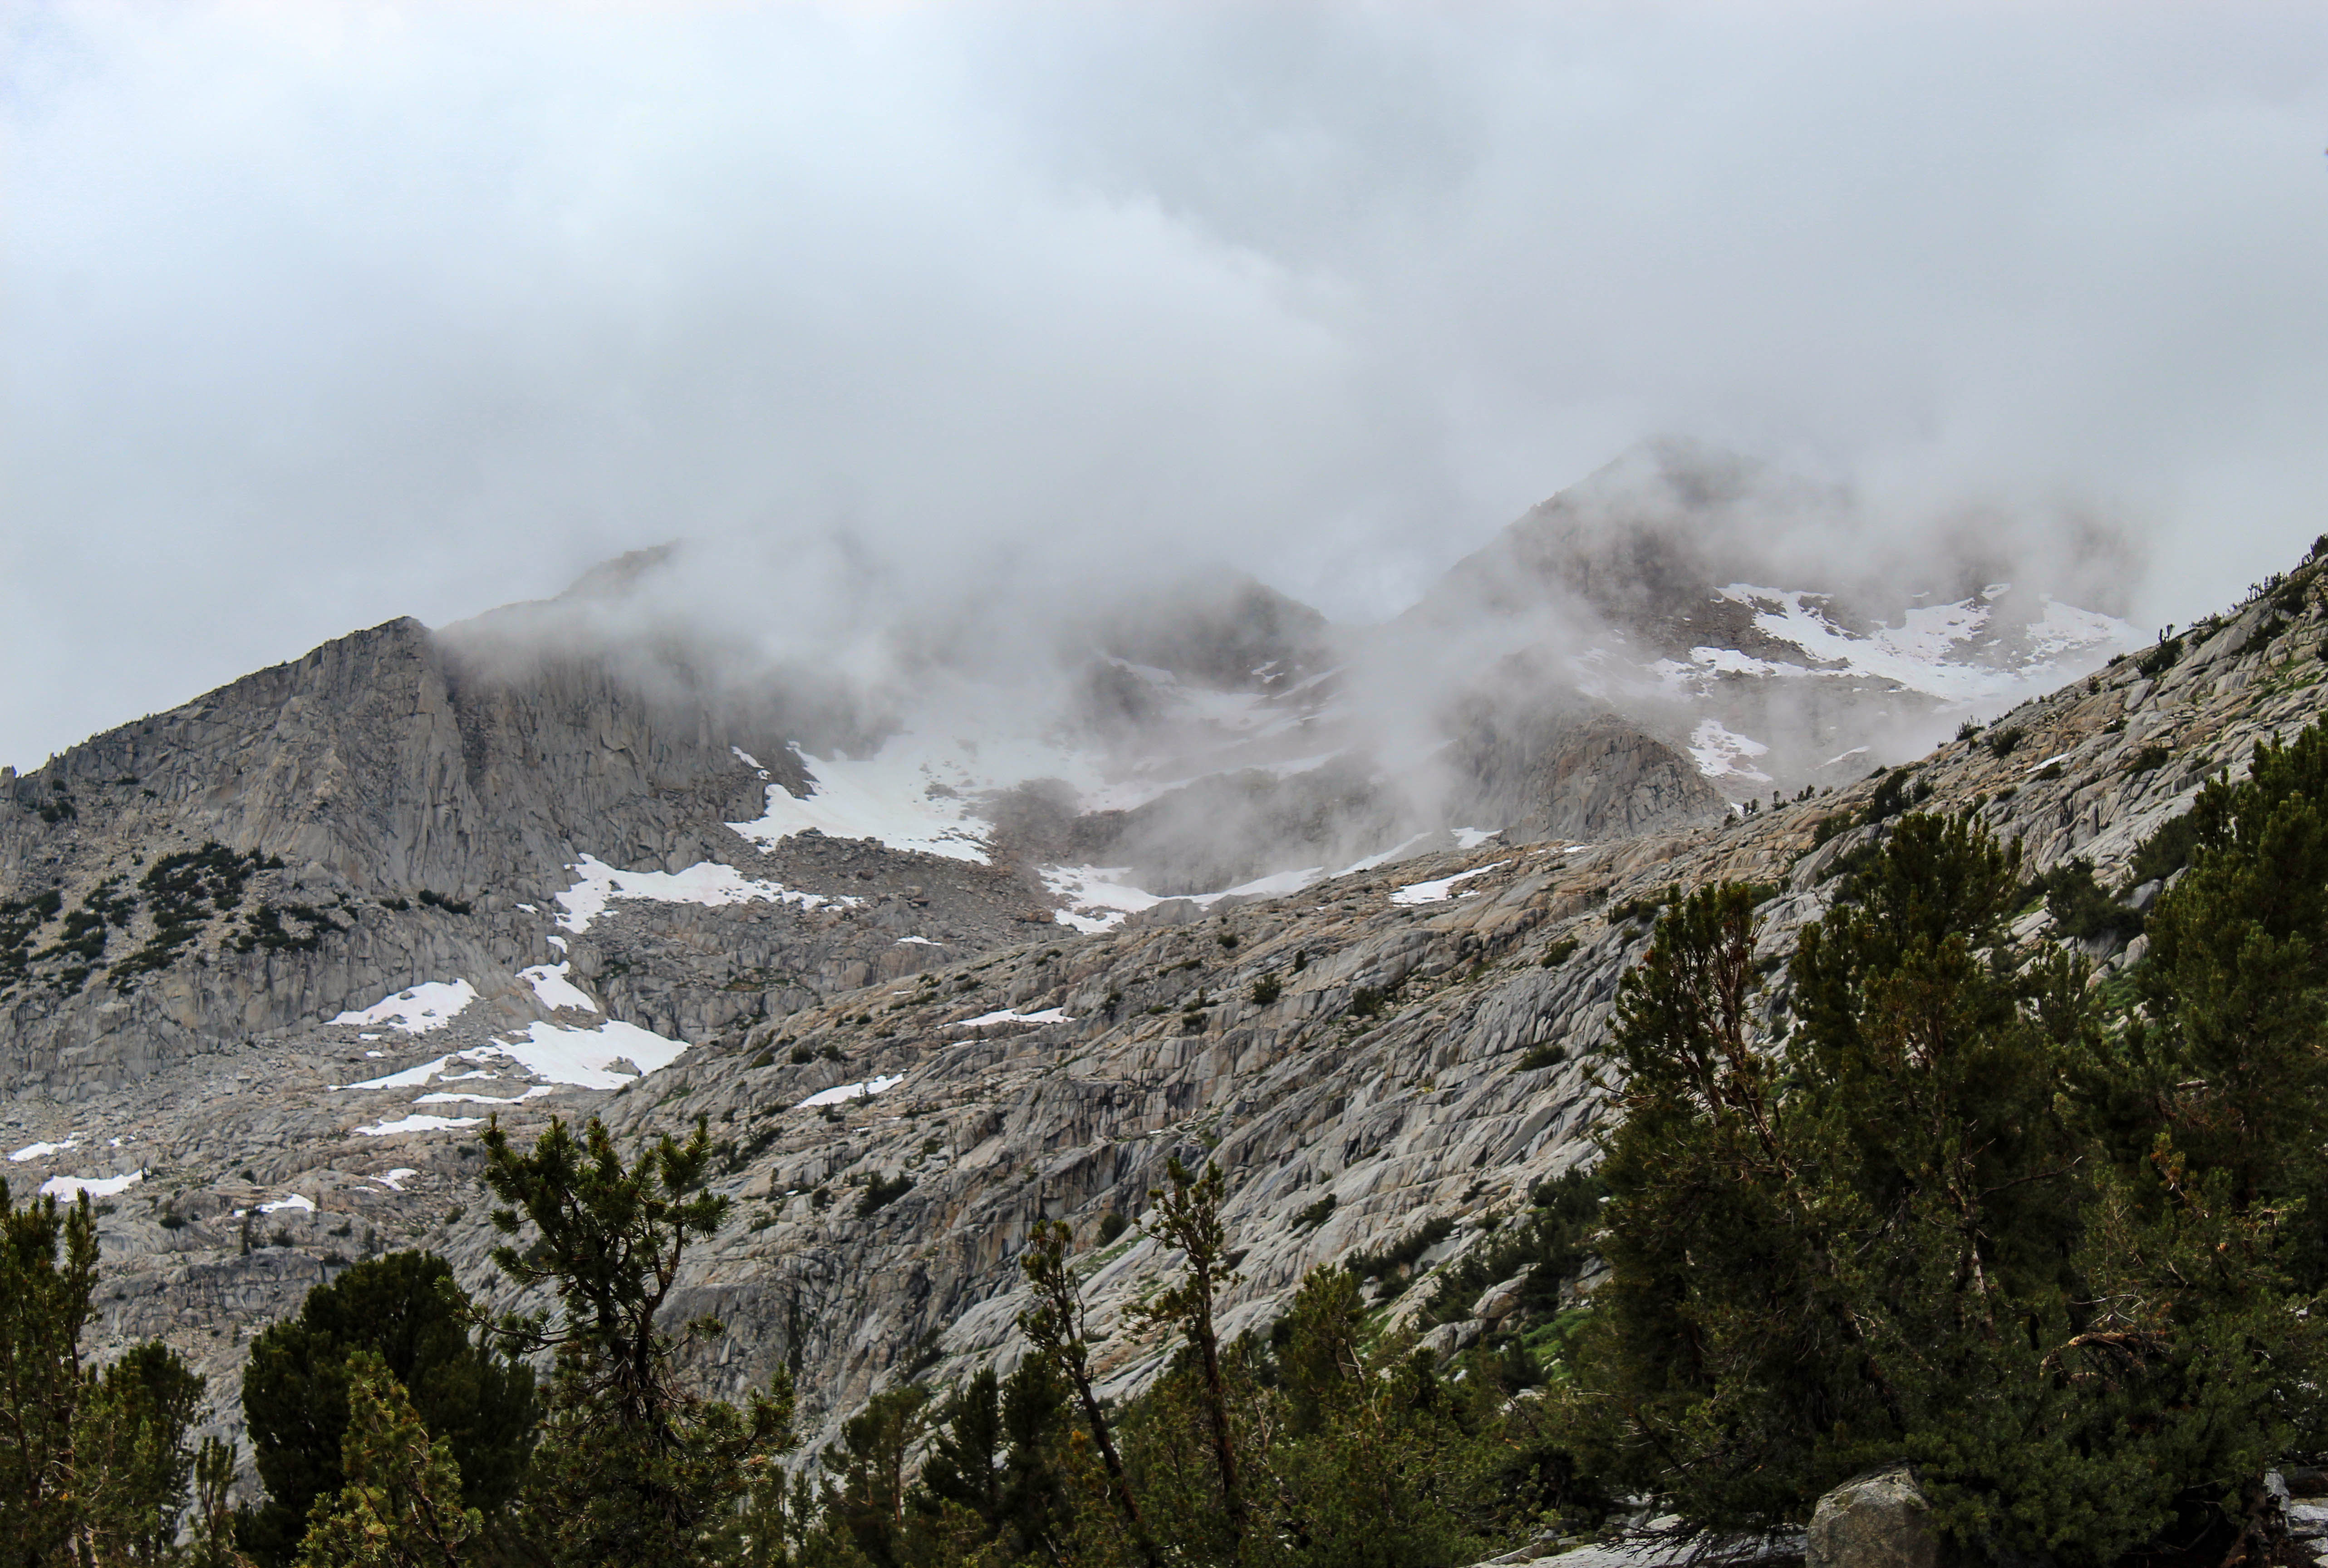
[0,479,2183,1480]
[0,614,1052,1098]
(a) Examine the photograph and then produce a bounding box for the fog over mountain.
[6,2,2328,774]
[19,10,2328,1513]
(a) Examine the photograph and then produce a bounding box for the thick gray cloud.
[4,0,2326,767]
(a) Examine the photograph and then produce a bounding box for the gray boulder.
[1806,1468,1944,1568]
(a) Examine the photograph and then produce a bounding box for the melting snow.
[1392,862,1510,906]
[370,1168,419,1191]
[355,1114,483,1137]
[331,980,478,1034]
[797,1074,906,1108]
[10,1139,77,1162]
[41,1171,142,1200]
[416,1090,554,1106]
[2026,751,2074,774]
[951,1007,1072,1029]
[895,936,939,946]
[340,1056,462,1091]
[1044,828,1483,933]
[339,1020,689,1095]
[2024,596,2130,658]
[1689,720,1774,784]
[554,855,843,935]
[259,1193,315,1214]
[1710,584,2130,701]
[492,1019,688,1090]
[520,961,598,1013]
[728,748,997,862]
[1041,867,1169,933]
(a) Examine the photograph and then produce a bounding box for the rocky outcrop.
[0,617,1037,1094]
[1806,1470,1943,1568]
[1445,706,1725,841]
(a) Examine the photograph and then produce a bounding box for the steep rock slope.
[0,616,1034,1096]
[11,545,2315,1470]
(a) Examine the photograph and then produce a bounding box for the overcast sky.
[5,1,2327,768]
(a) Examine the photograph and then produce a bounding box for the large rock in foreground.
[1807,1468,1944,1568]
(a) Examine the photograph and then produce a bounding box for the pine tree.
[0,1180,206,1568]
[478,1113,794,1567]
[915,1362,1074,1564]
[2133,723,2328,1239]
[1571,813,2328,1564]
[75,1339,205,1564]
[1136,1160,1245,1554]
[293,1352,483,1568]
[240,1251,536,1565]
[1018,1218,1156,1568]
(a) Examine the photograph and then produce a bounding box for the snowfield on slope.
[41,1171,142,1200]
[330,980,478,1034]
[1711,585,2131,701]
[723,671,1345,864]
[1041,829,1494,933]
[1690,720,1774,784]
[555,855,847,934]
[797,1074,906,1108]
[519,961,597,1012]
[339,1020,690,1096]
[1392,862,1510,906]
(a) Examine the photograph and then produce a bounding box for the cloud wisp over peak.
[5,1,2326,766]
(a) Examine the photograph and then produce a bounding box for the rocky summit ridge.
[0,460,2188,1476]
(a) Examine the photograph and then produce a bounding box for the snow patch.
[895,936,939,946]
[520,961,598,1013]
[1689,720,1774,784]
[1041,866,1168,933]
[1711,584,2130,701]
[339,1056,460,1091]
[41,1171,141,1200]
[355,1115,483,1137]
[259,1193,315,1214]
[340,1021,689,1095]
[331,980,478,1034]
[492,1019,689,1090]
[370,1168,419,1191]
[416,1088,559,1106]
[10,1139,76,1163]
[797,1074,906,1108]
[951,1007,1072,1029]
[727,747,997,862]
[1044,832,1458,933]
[1392,862,1510,906]
[554,854,844,935]
[2025,597,2130,658]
